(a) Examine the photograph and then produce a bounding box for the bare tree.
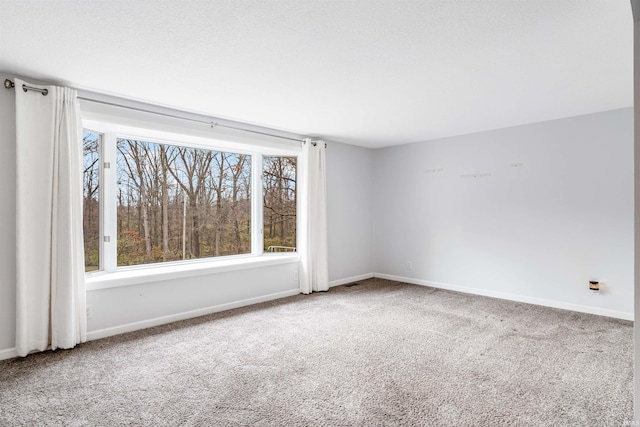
[160,145,170,260]
[263,156,297,251]
[82,132,100,270]
[231,154,249,253]
[166,146,212,258]
[118,140,153,262]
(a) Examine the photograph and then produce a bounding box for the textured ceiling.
[0,0,633,148]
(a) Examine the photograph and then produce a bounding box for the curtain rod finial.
[4,79,15,89]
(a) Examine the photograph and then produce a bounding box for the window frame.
[82,118,301,290]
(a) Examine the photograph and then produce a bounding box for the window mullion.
[251,153,264,256]
[103,132,118,272]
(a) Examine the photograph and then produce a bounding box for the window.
[83,131,101,272]
[263,156,297,252]
[81,123,298,275]
[116,139,252,266]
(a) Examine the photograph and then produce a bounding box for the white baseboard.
[328,273,374,288]
[87,288,300,341]
[0,347,18,361]
[1,289,301,361]
[374,273,633,321]
[2,273,630,361]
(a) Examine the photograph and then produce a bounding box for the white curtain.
[298,139,329,294]
[15,79,87,357]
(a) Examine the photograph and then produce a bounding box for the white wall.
[373,108,634,319]
[326,141,374,285]
[0,72,376,358]
[86,262,299,339]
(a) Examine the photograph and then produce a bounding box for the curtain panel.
[299,139,329,294]
[15,79,87,357]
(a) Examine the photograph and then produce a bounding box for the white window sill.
[86,254,299,291]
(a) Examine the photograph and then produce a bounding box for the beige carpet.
[0,278,633,426]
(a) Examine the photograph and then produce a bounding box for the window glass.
[82,131,101,272]
[263,156,297,252]
[116,139,251,266]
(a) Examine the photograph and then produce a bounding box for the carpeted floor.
[0,278,633,426]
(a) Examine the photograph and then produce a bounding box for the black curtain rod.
[3,78,322,145]
[4,78,48,96]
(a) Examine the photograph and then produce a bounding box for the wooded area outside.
[82,131,297,272]
[263,156,297,252]
[83,132,100,270]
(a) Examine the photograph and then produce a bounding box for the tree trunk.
[161,146,169,260]
[142,199,152,262]
[190,199,200,258]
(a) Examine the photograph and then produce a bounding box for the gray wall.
[0,74,17,352]
[633,3,640,421]
[373,108,634,318]
[326,141,374,285]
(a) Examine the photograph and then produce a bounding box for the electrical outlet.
[86,305,93,319]
[407,261,412,270]
[293,271,299,282]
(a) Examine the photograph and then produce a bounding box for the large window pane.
[263,156,297,252]
[83,131,101,272]
[116,139,251,267]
